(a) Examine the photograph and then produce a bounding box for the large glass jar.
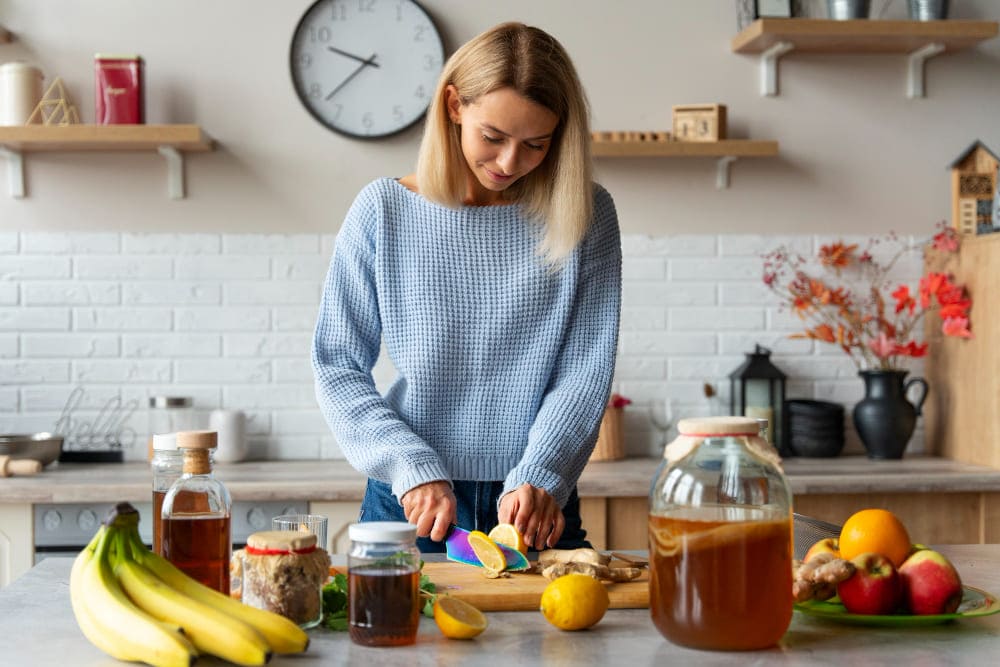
[150,433,183,555]
[648,416,793,651]
[347,521,421,647]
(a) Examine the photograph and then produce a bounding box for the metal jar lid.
[149,396,192,409]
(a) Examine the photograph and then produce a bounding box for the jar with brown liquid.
[649,416,793,651]
[150,433,183,555]
[347,521,420,647]
[160,430,232,595]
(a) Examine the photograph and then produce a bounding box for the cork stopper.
[247,530,317,553]
[677,416,760,436]
[176,430,217,449]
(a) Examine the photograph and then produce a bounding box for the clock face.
[289,0,445,139]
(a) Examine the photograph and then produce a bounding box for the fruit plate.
[794,586,1000,627]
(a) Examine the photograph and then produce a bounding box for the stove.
[33,500,309,563]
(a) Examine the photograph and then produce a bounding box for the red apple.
[837,552,902,615]
[898,549,964,615]
[804,537,840,562]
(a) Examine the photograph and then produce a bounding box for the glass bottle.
[347,521,421,647]
[160,430,232,595]
[150,432,183,555]
[649,416,793,651]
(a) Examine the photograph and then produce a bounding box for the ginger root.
[537,548,610,567]
[792,552,856,602]
[540,561,643,583]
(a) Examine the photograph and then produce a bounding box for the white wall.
[1,0,998,235]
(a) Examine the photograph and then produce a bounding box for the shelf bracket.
[716,156,738,189]
[157,145,185,199]
[0,147,25,198]
[760,41,794,97]
[906,42,945,98]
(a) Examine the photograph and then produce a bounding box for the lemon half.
[433,596,488,639]
[467,530,507,573]
[488,523,527,554]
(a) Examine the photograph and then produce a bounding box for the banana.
[125,529,310,654]
[71,525,196,667]
[117,556,272,666]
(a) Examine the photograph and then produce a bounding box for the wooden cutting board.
[422,561,649,612]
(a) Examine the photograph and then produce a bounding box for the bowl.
[0,433,64,467]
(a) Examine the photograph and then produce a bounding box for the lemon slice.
[488,523,526,554]
[433,595,488,639]
[467,530,507,573]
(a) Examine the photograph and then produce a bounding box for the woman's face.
[446,85,559,205]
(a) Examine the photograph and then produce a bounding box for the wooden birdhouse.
[949,141,999,235]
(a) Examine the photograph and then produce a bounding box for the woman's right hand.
[400,480,457,542]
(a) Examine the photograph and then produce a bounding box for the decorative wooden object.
[948,141,999,236]
[672,104,727,142]
[25,77,80,126]
[923,233,1000,468]
[590,406,625,462]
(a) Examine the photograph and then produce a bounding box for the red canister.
[94,54,143,124]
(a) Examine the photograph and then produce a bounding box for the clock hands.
[325,53,379,101]
[327,45,381,68]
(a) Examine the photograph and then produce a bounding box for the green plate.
[794,586,1000,627]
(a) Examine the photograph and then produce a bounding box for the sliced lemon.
[488,523,526,555]
[467,530,507,573]
[433,595,488,639]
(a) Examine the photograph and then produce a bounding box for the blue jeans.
[358,479,592,553]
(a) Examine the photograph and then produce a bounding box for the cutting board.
[422,561,649,612]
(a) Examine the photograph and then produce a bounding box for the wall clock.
[289,0,445,139]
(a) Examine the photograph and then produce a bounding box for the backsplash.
[0,231,926,461]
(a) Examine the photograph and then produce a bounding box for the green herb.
[321,562,438,630]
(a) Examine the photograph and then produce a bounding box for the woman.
[312,22,621,552]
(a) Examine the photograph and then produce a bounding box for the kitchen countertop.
[1,456,999,504]
[3,544,998,665]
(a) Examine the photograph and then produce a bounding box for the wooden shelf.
[732,18,999,97]
[592,138,778,188]
[0,124,214,199]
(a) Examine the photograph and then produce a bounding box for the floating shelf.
[0,124,214,199]
[592,138,779,189]
[731,18,999,97]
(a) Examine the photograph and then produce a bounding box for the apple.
[804,537,840,562]
[898,549,964,615]
[837,552,902,615]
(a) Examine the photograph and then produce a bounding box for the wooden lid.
[676,416,760,436]
[246,530,317,553]
[175,430,217,449]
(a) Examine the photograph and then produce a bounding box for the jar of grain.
[238,530,329,629]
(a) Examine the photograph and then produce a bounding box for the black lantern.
[729,345,787,452]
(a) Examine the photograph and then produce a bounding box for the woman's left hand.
[498,484,565,550]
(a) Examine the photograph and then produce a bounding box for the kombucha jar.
[150,433,183,555]
[161,430,232,595]
[239,531,329,628]
[347,521,421,647]
[648,416,793,651]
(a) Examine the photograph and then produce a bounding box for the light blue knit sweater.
[312,178,621,508]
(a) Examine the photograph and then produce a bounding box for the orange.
[837,508,911,568]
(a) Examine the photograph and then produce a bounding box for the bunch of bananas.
[70,502,310,667]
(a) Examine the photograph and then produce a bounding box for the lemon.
[488,523,526,554]
[433,595,488,639]
[539,573,610,631]
[467,530,507,573]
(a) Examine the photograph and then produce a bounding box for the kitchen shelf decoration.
[592,133,779,189]
[948,140,999,236]
[0,124,213,199]
[731,18,999,97]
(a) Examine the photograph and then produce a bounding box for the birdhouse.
[949,140,1000,235]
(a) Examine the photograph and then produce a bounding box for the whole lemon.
[539,573,609,631]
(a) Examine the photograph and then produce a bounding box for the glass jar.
[239,530,328,629]
[347,521,421,647]
[150,433,183,555]
[161,430,232,595]
[147,396,193,456]
[649,416,793,651]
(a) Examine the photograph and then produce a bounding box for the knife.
[444,525,530,572]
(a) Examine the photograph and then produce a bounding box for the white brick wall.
[0,232,927,462]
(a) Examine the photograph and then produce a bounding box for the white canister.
[209,409,247,463]
[0,62,43,126]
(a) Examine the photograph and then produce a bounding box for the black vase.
[852,370,929,460]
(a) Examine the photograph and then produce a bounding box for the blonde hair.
[416,22,592,262]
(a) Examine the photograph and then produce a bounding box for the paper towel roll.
[0,62,43,126]
[209,409,247,463]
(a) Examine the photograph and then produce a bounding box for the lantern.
[729,345,787,451]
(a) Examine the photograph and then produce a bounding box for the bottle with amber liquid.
[161,430,232,595]
[150,433,183,555]
[649,416,793,651]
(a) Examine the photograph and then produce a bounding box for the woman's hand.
[498,484,565,550]
[400,480,457,542]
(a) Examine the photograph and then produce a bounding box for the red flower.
[819,242,858,270]
[932,228,960,253]
[891,284,915,315]
[942,316,973,338]
[608,393,632,409]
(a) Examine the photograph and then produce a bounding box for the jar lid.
[348,521,416,543]
[175,430,217,449]
[149,396,192,408]
[677,416,761,436]
[246,530,317,553]
[151,433,178,450]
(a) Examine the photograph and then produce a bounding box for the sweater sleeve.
[501,186,622,508]
[312,186,452,501]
